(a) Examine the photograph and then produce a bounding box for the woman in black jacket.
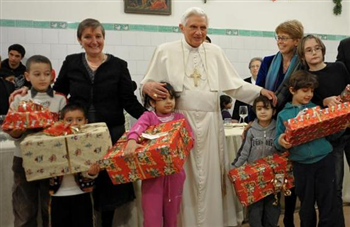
[53,18,146,227]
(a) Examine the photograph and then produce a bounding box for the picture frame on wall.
[124,0,171,15]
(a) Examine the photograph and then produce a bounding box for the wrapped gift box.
[20,123,112,181]
[228,153,294,207]
[340,84,350,102]
[284,103,350,146]
[2,100,58,130]
[104,119,193,185]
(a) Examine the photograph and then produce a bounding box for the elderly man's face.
[180,15,207,48]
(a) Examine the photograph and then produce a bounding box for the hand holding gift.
[88,163,100,177]
[340,84,350,102]
[124,139,144,156]
[278,133,292,149]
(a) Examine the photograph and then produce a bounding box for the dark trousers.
[51,193,94,227]
[293,154,336,227]
[283,187,297,227]
[93,124,134,227]
[248,194,281,227]
[331,135,350,227]
[12,156,49,227]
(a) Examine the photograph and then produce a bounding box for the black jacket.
[53,53,146,127]
[0,78,15,115]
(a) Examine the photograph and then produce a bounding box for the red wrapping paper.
[228,152,294,207]
[284,103,350,146]
[103,119,193,185]
[2,100,58,130]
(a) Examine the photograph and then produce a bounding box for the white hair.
[180,7,208,26]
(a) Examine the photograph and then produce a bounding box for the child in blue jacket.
[274,70,338,227]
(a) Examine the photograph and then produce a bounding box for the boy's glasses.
[304,46,322,55]
[275,36,292,42]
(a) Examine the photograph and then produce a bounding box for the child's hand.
[278,133,292,149]
[124,140,144,156]
[323,96,341,107]
[7,128,26,139]
[88,163,100,177]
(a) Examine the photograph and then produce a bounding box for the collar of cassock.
[31,86,54,98]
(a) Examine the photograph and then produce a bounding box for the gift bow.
[43,121,80,136]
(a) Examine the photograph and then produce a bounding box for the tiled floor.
[242,204,350,227]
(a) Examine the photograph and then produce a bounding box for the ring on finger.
[153,93,158,98]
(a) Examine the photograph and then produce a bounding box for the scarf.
[265,52,300,91]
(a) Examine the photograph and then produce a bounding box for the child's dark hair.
[144,82,179,108]
[0,68,15,79]
[60,103,88,120]
[252,95,275,113]
[288,70,318,91]
[220,95,232,110]
[26,55,52,72]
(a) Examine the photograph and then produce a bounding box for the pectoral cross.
[190,68,201,87]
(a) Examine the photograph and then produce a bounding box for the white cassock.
[141,39,262,227]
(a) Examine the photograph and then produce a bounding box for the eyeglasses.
[304,46,322,55]
[250,64,260,69]
[275,36,292,42]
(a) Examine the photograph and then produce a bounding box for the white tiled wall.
[0,27,341,92]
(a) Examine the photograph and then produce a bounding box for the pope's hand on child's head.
[278,133,292,149]
[124,139,144,156]
[88,163,100,176]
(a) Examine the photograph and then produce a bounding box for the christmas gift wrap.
[228,153,293,207]
[20,123,111,181]
[284,103,350,146]
[104,119,193,185]
[2,100,58,130]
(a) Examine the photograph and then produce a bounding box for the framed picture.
[124,0,171,15]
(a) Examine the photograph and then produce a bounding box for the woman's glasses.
[275,36,292,42]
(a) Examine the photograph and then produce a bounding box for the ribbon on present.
[18,100,47,112]
[43,121,80,136]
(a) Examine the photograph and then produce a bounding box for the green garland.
[333,0,342,15]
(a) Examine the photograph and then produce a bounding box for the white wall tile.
[0,27,9,44]
[58,30,75,44]
[115,45,130,60]
[103,45,115,56]
[51,44,67,60]
[7,28,26,44]
[219,36,232,49]
[129,46,144,60]
[23,44,35,59]
[67,44,82,55]
[165,33,181,43]
[224,49,239,62]
[238,49,251,63]
[122,32,137,46]
[25,28,42,44]
[231,36,244,49]
[105,31,122,45]
[136,60,149,74]
[143,46,156,60]
[43,29,59,44]
[34,44,51,56]
[137,32,151,46]
[127,60,137,75]
[151,33,166,46]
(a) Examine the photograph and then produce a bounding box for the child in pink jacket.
[124,82,193,227]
